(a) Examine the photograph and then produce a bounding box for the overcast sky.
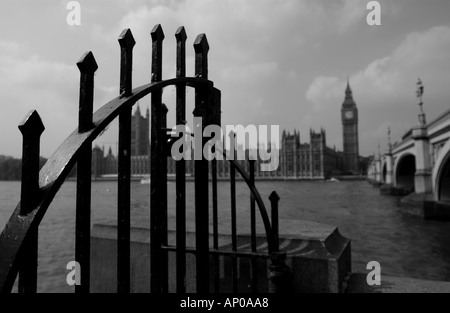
[1,0,450,158]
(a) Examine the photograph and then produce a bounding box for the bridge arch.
[394,152,416,192]
[433,139,450,201]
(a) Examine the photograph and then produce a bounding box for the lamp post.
[387,127,392,154]
[416,78,426,126]
[412,77,432,194]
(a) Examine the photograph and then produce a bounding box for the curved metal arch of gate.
[0,25,287,294]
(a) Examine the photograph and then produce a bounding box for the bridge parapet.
[368,108,450,219]
[412,125,433,194]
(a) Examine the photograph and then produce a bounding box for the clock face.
[345,111,353,119]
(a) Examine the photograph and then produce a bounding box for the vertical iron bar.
[211,88,221,293]
[175,26,187,294]
[193,34,210,293]
[250,160,256,251]
[229,132,238,293]
[249,159,258,292]
[269,191,280,253]
[161,104,169,293]
[268,191,291,293]
[117,29,135,294]
[75,51,97,293]
[150,24,165,293]
[18,234,38,293]
[212,158,219,293]
[18,111,44,216]
[17,110,44,293]
[230,163,236,217]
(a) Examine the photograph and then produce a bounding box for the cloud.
[333,0,368,33]
[87,0,405,132]
[305,25,450,155]
[0,41,82,157]
[0,41,23,55]
[357,25,450,109]
[306,76,343,111]
[0,0,439,160]
[307,25,450,109]
[88,1,319,128]
[220,62,279,86]
[93,0,375,83]
[85,0,410,155]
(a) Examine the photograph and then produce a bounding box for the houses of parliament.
[91,82,363,179]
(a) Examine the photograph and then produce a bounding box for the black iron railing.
[0,24,289,293]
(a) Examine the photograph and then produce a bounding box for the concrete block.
[90,219,351,293]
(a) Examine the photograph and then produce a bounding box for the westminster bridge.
[368,105,450,219]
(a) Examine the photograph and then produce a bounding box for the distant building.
[92,104,150,177]
[278,129,343,179]
[341,80,360,174]
[131,105,150,156]
[92,83,362,179]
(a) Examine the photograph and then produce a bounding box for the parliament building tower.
[341,80,359,174]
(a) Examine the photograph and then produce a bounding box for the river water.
[1,180,450,293]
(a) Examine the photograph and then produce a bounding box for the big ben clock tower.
[341,79,359,174]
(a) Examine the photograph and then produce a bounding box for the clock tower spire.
[341,79,359,174]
